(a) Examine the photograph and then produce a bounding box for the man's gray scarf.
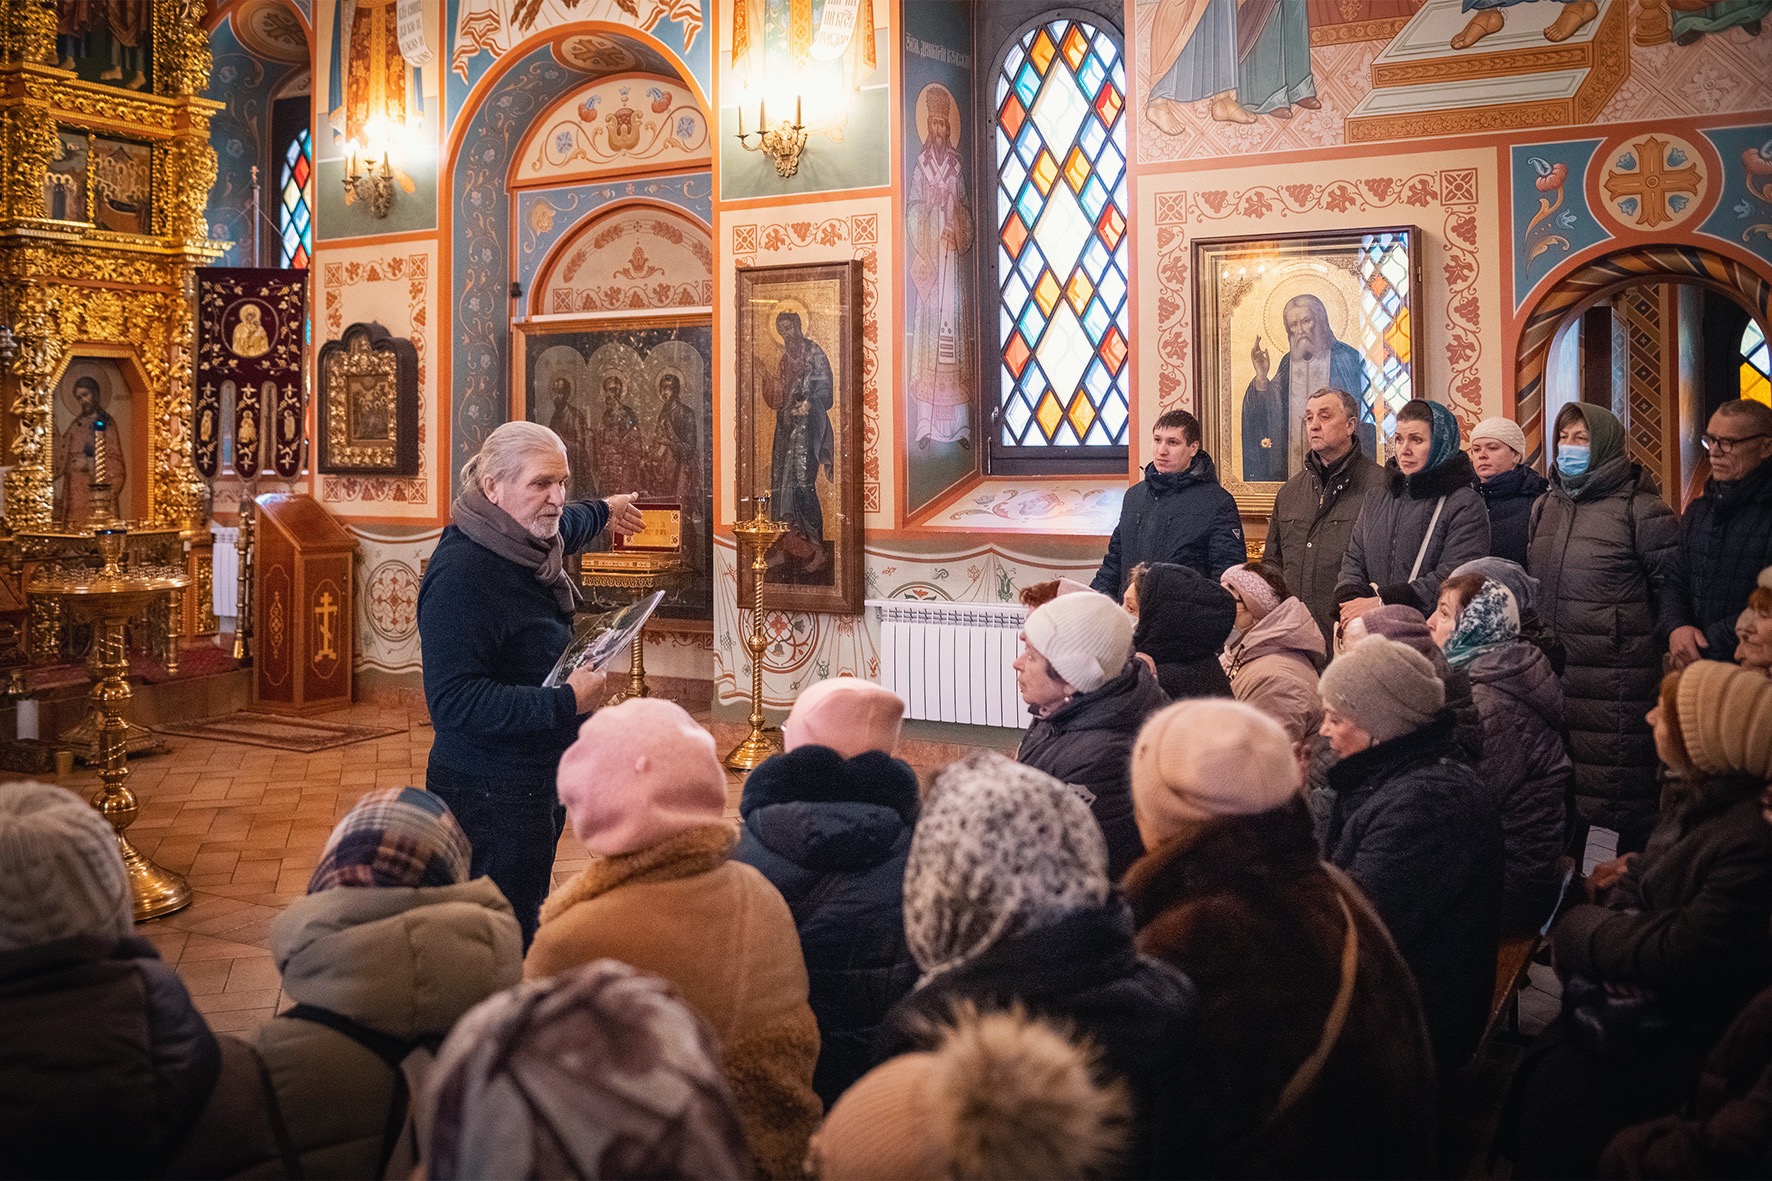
[452,486,580,614]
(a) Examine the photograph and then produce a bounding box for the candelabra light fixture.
[342,139,396,218]
[735,95,810,179]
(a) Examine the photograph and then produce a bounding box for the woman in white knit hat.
[1014,589,1166,879]
[1468,415,1547,566]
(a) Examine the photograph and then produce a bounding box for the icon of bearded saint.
[1240,293,1374,483]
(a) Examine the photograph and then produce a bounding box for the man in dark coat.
[1093,408,1246,597]
[1669,399,1772,667]
[1127,561,1236,699]
[418,421,643,945]
[1264,388,1387,645]
[1469,416,1549,566]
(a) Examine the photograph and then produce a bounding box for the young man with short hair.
[1091,409,1245,597]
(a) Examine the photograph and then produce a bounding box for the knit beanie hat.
[1220,565,1282,621]
[1355,605,1454,677]
[904,752,1108,981]
[0,781,132,951]
[1673,661,1772,782]
[308,787,471,893]
[1470,417,1528,462]
[810,1007,1131,1181]
[783,676,905,758]
[557,699,727,856]
[423,959,750,1181]
[1022,591,1134,694]
[1131,699,1302,846]
[1319,636,1445,744]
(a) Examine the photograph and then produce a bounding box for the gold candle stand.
[724,496,790,771]
[30,528,192,920]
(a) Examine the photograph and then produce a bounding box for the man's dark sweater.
[418,499,608,785]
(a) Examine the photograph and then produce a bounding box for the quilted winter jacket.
[1670,457,1772,660]
[1526,456,1682,838]
[1265,444,1388,646]
[1092,453,1247,596]
[734,746,920,1109]
[1222,597,1326,742]
[1464,641,1574,934]
[1336,452,1492,612]
[1017,658,1171,880]
[1478,464,1550,567]
[250,878,523,1179]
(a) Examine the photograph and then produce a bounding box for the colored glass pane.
[278,127,313,270]
[995,17,1129,449]
[1356,232,1416,425]
[1745,320,1771,405]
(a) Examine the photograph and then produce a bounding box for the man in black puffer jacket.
[734,678,920,1109]
[1669,400,1772,667]
[1093,408,1246,597]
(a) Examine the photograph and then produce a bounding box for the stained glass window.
[1743,319,1771,406]
[279,127,312,270]
[995,18,1128,451]
[1358,231,1416,440]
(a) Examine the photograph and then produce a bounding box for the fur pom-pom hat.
[807,1005,1131,1181]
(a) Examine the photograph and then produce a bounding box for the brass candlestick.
[724,495,790,771]
[31,527,192,920]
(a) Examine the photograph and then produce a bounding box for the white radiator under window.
[867,599,1031,729]
[211,524,240,620]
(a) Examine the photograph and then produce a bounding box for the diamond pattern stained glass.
[995,18,1129,448]
[1743,320,1770,406]
[279,128,313,270]
[1357,231,1416,439]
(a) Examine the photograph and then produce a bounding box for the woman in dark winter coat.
[1527,402,1681,852]
[1318,638,1503,1075]
[1336,399,1491,625]
[1125,560,1235,699]
[735,677,920,1108]
[1469,416,1550,566]
[1507,662,1772,1179]
[1431,574,1572,934]
[1124,699,1437,1179]
[876,752,1198,1178]
[1452,555,1567,676]
[1016,590,1167,879]
[0,781,289,1180]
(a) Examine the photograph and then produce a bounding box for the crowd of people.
[5,392,1772,1179]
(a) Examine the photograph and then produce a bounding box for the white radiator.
[867,599,1031,729]
[211,524,240,620]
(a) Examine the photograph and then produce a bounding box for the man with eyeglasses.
[1668,399,1772,667]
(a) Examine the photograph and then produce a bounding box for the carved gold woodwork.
[0,0,223,540]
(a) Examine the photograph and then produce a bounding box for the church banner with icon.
[195,268,308,480]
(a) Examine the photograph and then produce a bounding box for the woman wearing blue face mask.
[1527,402,1682,852]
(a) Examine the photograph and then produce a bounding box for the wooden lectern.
[253,494,356,714]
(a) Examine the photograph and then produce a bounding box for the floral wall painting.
[520,321,714,620]
[1698,123,1772,267]
[736,260,866,614]
[1193,227,1420,514]
[903,0,978,514]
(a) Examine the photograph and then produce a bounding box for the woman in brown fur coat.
[525,699,822,1180]
[1123,699,1438,1178]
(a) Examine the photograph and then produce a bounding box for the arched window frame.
[976,0,1130,475]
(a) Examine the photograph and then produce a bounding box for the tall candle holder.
[724,494,790,771]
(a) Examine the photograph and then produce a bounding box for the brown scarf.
[452,484,580,614]
[539,823,738,925]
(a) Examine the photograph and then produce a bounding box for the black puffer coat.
[875,902,1198,1179]
[1527,456,1682,843]
[1324,717,1502,1074]
[1018,658,1170,880]
[1479,464,1550,567]
[0,935,288,1180]
[1670,457,1772,659]
[1464,641,1574,934]
[1124,804,1437,1179]
[1336,452,1491,612]
[734,746,920,1108]
[1092,453,1247,596]
[1131,562,1235,700]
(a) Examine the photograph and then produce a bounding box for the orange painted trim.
[207,0,311,34]
[313,227,440,248]
[717,184,896,211]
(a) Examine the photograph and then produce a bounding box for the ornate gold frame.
[317,322,419,475]
[0,0,222,533]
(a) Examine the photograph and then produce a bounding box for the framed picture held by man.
[734,260,865,614]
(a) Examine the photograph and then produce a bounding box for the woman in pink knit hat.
[526,698,821,1180]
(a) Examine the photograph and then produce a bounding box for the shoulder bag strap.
[1264,883,1360,1127]
[1407,495,1448,584]
[282,1003,435,1180]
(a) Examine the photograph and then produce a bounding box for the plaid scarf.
[308,787,471,892]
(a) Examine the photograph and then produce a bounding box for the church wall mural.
[204,13,307,267]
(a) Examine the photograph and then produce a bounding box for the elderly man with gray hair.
[418,420,644,945]
[1668,398,1772,668]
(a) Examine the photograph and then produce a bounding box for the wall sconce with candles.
[735,95,809,179]
[342,138,396,219]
